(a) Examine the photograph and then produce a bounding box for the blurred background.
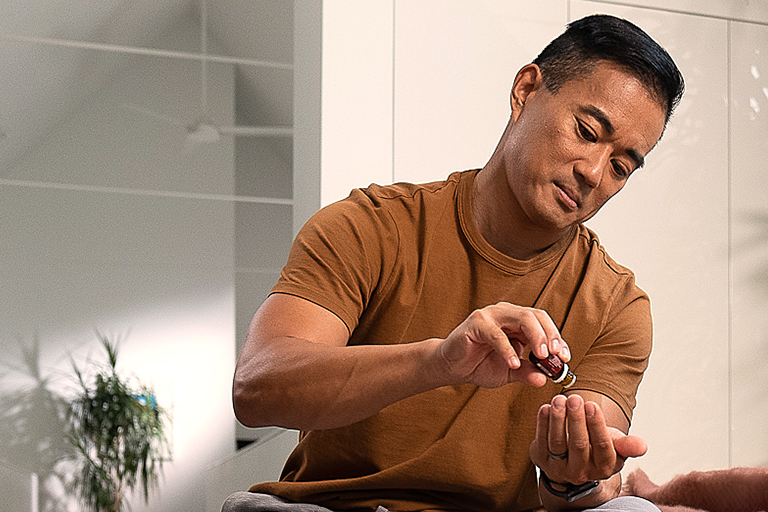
[1,1,766,511]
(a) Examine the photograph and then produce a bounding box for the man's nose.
[575,148,611,188]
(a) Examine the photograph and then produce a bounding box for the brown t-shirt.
[251,170,652,512]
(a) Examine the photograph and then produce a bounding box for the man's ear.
[510,63,544,120]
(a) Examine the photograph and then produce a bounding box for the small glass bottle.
[528,352,576,388]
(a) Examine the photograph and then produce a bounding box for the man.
[225,13,684,512]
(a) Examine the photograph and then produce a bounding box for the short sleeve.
[271,189,398,333]
[569,282,652,423]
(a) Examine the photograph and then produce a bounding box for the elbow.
[232,369,270,428]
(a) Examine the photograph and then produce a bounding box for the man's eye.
[612,161,629,178]
[577,120,597,142]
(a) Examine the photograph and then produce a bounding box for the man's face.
[504,61,667,232]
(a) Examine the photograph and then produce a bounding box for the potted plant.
[67,333,168,512]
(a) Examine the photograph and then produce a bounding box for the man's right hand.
[436,302,571,389]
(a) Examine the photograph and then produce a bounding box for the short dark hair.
[533,14,685,125]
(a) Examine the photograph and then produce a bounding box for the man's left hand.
[529,393,648,486]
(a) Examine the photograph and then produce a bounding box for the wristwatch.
[539,471,600,502]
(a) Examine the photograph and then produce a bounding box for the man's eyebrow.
[580,105,615,135]
[626,148,645,170]
[580,105,645,170]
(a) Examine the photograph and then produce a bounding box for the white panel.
[205,429,300,512]
[321,0,394,206]
[393,0,567,184]
[574,2,730,481]
[235,203,293,270]
[293,0,322,234]
[729,20,768,469]
[599,0,768,24]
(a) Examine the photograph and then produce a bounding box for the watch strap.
[539,471,600,503]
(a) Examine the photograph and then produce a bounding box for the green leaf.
[66,332,168,512]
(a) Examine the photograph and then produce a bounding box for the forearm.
[233,336,450,430]
[234,295,567,431]
[538,472,622,512]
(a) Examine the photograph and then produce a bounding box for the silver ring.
[548,449,568,461]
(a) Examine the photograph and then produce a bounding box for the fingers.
[542,395,594,483]
[547,395,568,459]
[565,395,591,471]
[531,395,636,484]
[505,305,570,362]
[439,302,571,388]
[585,401,617,477]
[611,431,648,459]
[531,402,551,464]
[484,303,572,389]
[474,302,570,366]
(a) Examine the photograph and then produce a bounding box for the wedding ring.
[548,449,568,461]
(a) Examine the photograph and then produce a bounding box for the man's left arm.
[530,390,648,511]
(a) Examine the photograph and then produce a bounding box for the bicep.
[233,293,350,428]
[242,292,350,357]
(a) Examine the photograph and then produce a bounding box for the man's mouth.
[555,183,579,210]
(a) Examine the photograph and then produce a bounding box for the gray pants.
[221,491,660,512]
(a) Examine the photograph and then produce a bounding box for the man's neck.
[471,166,571,261]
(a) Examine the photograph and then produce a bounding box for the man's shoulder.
[302,171,471,244]
[575,224,636,279]
[357,170,469,205]
[568,224,649,309]
[322,170,471,231]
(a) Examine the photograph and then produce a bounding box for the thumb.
[609,429,648,459]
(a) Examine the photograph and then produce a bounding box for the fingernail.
[561,345,571,361]
[551,338,560,352]
[509,355,520,368]
[540,343,548,356]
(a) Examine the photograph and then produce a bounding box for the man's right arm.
[233,293,568,431]
[232,292,449,430]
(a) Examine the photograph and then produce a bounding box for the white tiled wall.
[730,18,768,469]
[600,0,768,23]
[393,0,567,184]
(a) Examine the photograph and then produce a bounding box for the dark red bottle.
[529,352,576,388]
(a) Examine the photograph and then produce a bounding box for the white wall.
[729,16,768,468]
[206,428,300,512]
[319,0,395,207]
[317,0,768,486]
[0,13,238,512]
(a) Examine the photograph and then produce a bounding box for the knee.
[221,491,256,512]
[597,496,661,511]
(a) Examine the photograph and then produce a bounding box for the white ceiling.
[0,0,293,172]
